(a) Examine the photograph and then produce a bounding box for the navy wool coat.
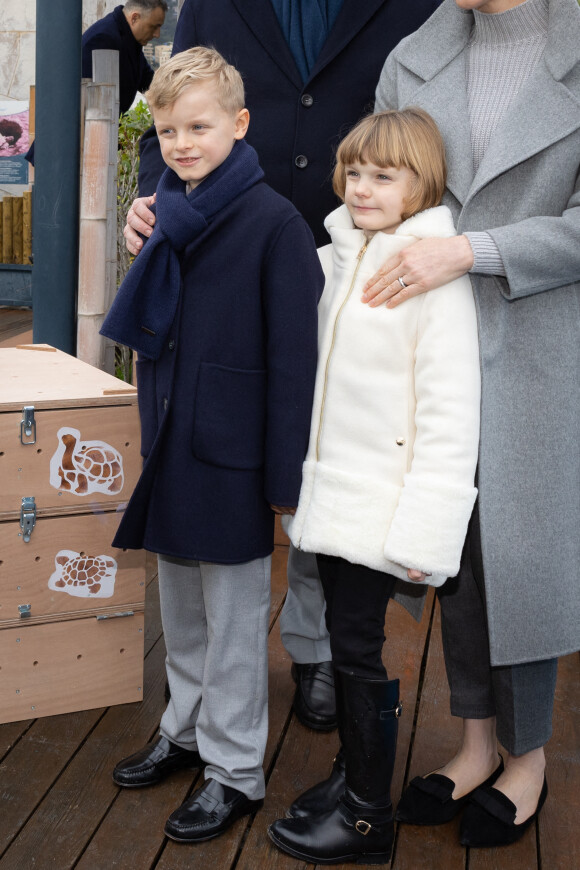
[138,0,441,244]
[82,5,154,115]
[113,182,323,564]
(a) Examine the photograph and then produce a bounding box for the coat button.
[168,340,175,350]
[295,154,308,169]
[301,93,313,107]
[396,437,406,446]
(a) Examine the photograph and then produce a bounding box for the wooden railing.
[0,192,32,265]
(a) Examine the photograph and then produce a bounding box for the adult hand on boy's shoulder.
[270,505,296,516]
[124,193,157,255]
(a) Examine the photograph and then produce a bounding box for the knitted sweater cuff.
[465,231,506,276]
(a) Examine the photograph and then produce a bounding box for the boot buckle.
[355,819,372,835]
[380,701,403,719]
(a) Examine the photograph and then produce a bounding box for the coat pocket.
[135,358,158,458]
[192,362,267,470]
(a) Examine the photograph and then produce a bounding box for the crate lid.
[0,346,137,411]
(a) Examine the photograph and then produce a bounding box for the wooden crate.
[0,344,145,724]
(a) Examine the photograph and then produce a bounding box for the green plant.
[115,100,152,381]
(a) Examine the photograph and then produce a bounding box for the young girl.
[268,109,482,865]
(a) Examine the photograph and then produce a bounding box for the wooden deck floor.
[0,537,578,870]
[0,307,33,349]
[1,310,578,868]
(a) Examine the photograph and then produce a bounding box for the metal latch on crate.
[18,604,32,619]
[20,406,36,445]
[20,497,37,542]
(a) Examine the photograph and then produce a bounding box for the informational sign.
[0,101,29,184]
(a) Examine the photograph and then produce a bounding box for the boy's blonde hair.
[146,46,245,115]
[333,108,447,222]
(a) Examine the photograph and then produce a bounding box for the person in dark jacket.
[82,0,167,115]
[101,47,323,843]
[26,0,166,167]
[122,0,442,734]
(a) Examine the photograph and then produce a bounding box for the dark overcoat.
[376,0,580,665]
[113,182,323,564]
[138,0,441,244]
[82,5,154,114]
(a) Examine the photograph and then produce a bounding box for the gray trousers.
[437,504,558,756]
[157,553,271,800]
[280,543,331,664]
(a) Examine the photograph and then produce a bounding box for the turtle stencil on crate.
[49,427,125,496]
[49,549,118,598]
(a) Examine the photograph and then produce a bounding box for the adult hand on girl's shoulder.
[270,504,296,516]
[361,235,474,309]
[407,568,430,583]
[124,193,157,255]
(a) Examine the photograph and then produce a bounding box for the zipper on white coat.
[315,240,368,461]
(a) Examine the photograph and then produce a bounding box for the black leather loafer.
[164,778,263,842]
[460,775,547,847]
[395,756,504,825]
[291,661,337,731]
[112,735,202,788]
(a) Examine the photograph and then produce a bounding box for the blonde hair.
[146,46,245,115]
[333,108,447,221]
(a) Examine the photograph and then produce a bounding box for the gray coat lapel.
[466,0,580,204]
[395,3,474,205]
[412,53,474,206]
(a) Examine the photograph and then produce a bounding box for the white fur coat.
[286,204,481,587]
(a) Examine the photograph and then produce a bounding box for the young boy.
[101,47,322,842]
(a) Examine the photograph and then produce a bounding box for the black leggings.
[317,553,397,680]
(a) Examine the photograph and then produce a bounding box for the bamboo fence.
[0,192,33,265]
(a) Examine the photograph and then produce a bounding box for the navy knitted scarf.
[101,139,264,359]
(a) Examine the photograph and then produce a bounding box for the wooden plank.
[0,404,141,519]
[0,612,144,724]
[0,347,136,411]
[22,192,32,265]
[234,589,435,870]
[0,708,104,856]
[392,603,466,870]
[2,198,13,264]
[12,198,23,265]
[537,652,580,870]
[0,308,33,349]
[0,635,168,870]
[0,511,145,626]
[0,720,33,760]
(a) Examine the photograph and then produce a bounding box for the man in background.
[26,0,167,166]
[82,0,167,114]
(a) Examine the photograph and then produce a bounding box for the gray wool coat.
[376,0,580,666]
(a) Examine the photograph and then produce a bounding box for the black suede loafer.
[395,756,504,825]
[460,775,548,848]
[291,661,337,731]
[164,777,263,842]
[112,735,202,788]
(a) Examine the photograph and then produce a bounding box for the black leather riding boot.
[288,667,346,819]
[269,669,402,864]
